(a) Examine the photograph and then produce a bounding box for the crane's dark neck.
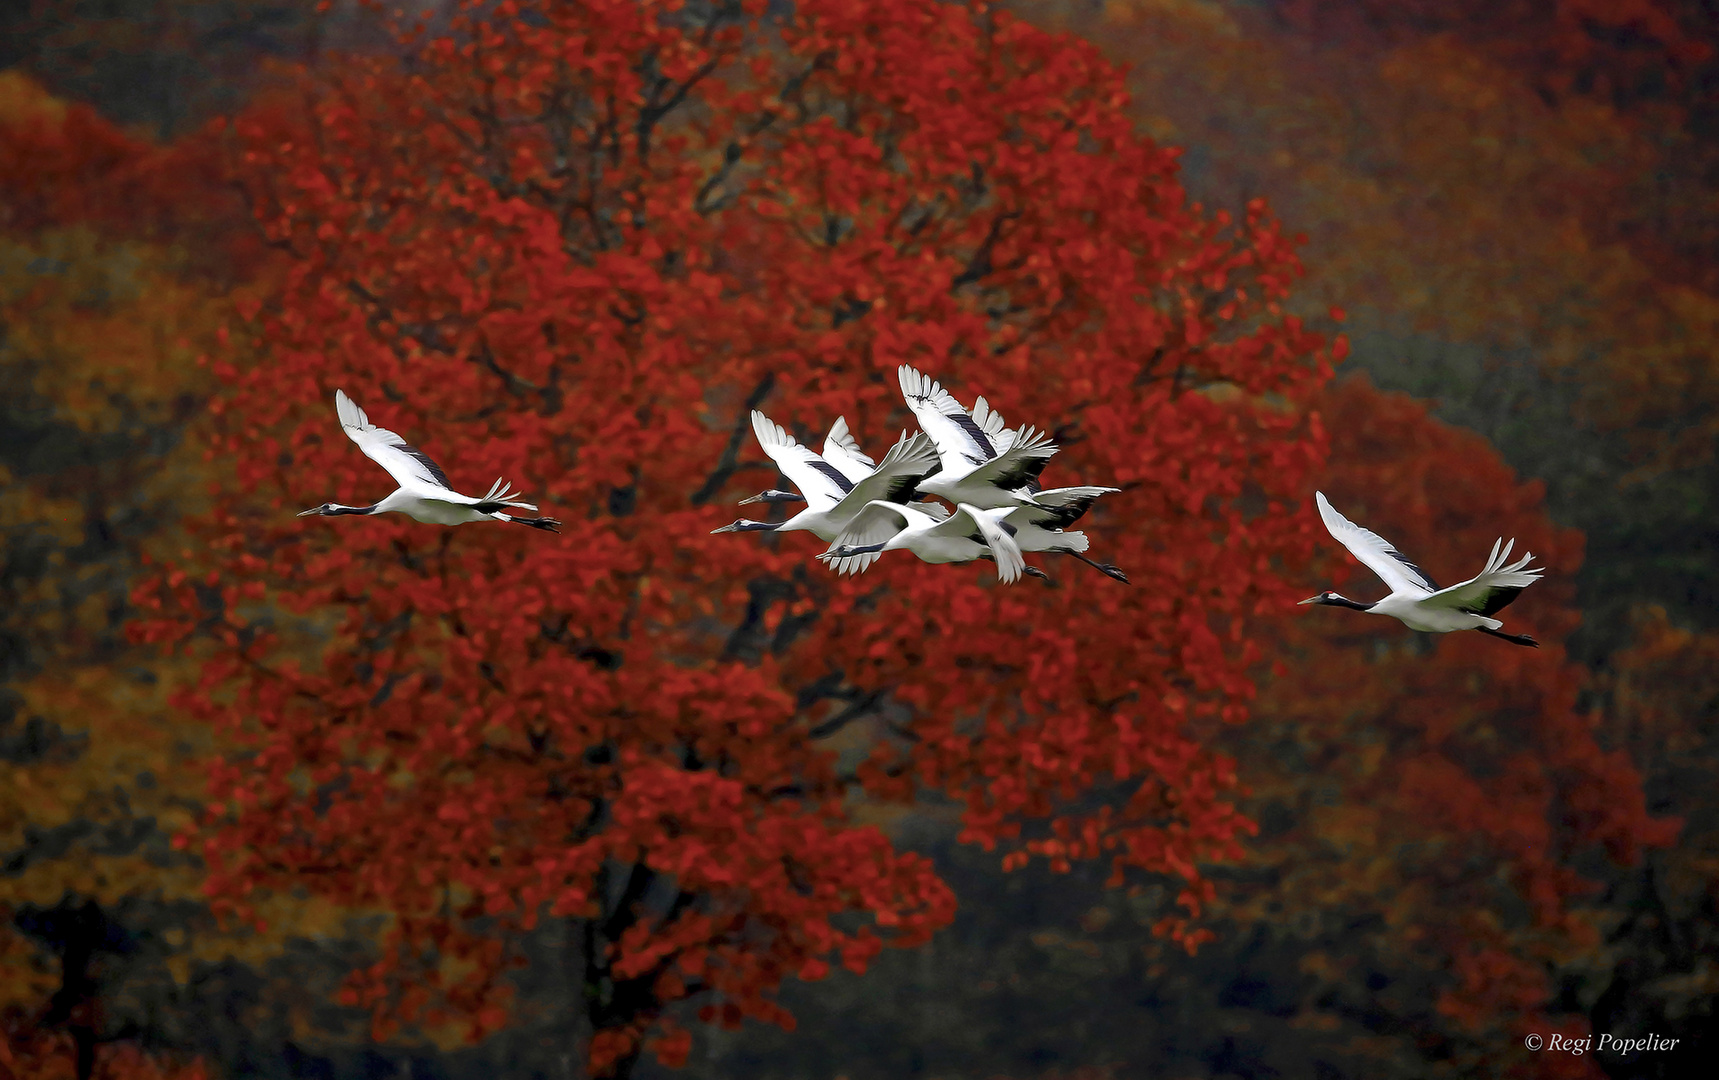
[830,542,888,557]
[1324,594,1373,612]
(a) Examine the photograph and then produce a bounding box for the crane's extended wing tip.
[751,409,792,449]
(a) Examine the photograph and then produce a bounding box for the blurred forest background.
[2,0,1716,1078]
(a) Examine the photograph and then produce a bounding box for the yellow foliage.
[0,69,68,126]
[0,209,338,1016]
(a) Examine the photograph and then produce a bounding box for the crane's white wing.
[962,425,1059,491]
[933,503,1024,584]
[970,395,1015,449]
[973,394,1053,488]
[898,365,998,473]
[1315,491,1440,596]
[1418,538,1543,615]
[820,500,917,576]
[752,410,851,512]
[1011,485,1119,528]
[335,389,453,492]
[822,416,876,483]
[834,431,940,513]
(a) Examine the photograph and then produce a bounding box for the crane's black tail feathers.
[1478,626,1538,648]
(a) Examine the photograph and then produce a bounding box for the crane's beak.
[297,506,323,517]
[1297,594,1321,605]
[710,522,744,533]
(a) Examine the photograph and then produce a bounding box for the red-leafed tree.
[133,0,1338,1073]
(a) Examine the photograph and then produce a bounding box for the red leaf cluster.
[0,72,246,269]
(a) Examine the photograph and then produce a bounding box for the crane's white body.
[898,366,1057,509]
[820,500,1027,584]
[299,390,557,531]
[1000,509,1089,557]
[1303,491,1543,640]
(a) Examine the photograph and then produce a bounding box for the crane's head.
[297,503,373,517]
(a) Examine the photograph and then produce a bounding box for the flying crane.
[298,390,560,532]
[1299,491,1542,647]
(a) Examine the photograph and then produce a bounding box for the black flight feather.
[401,443,452,488]
[1469,586,1525,617]
[1386,547,1439,592]
[946,409,997,459]
[807,459,855,494]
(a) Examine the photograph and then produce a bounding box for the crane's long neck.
[834,542,889,557]
[325,504,378,516]
[1326,593,1373,611]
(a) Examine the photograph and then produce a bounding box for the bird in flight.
[298,389,559,532]
[1300,491,1541,647]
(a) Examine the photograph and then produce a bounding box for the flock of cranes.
[299,372,1544,647]
[713,366,1128,586]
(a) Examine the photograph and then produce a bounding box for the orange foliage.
[134,0,1340,1070]
[0,1022,208,1080]
[1600,607,1719,909]
[0,71,251,272]
[0,67,239,1080]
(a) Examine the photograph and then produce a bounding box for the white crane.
[1299,491,1543,647]
[898,366,1059,509]
[738,415,876,505]
[818,501,1038,584]
[297,389,559,532]
[712,410,941,572]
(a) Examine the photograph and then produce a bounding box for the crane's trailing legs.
[1061,550,1130,583]
[1478,626,1538,648]
[498,514,561,532]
